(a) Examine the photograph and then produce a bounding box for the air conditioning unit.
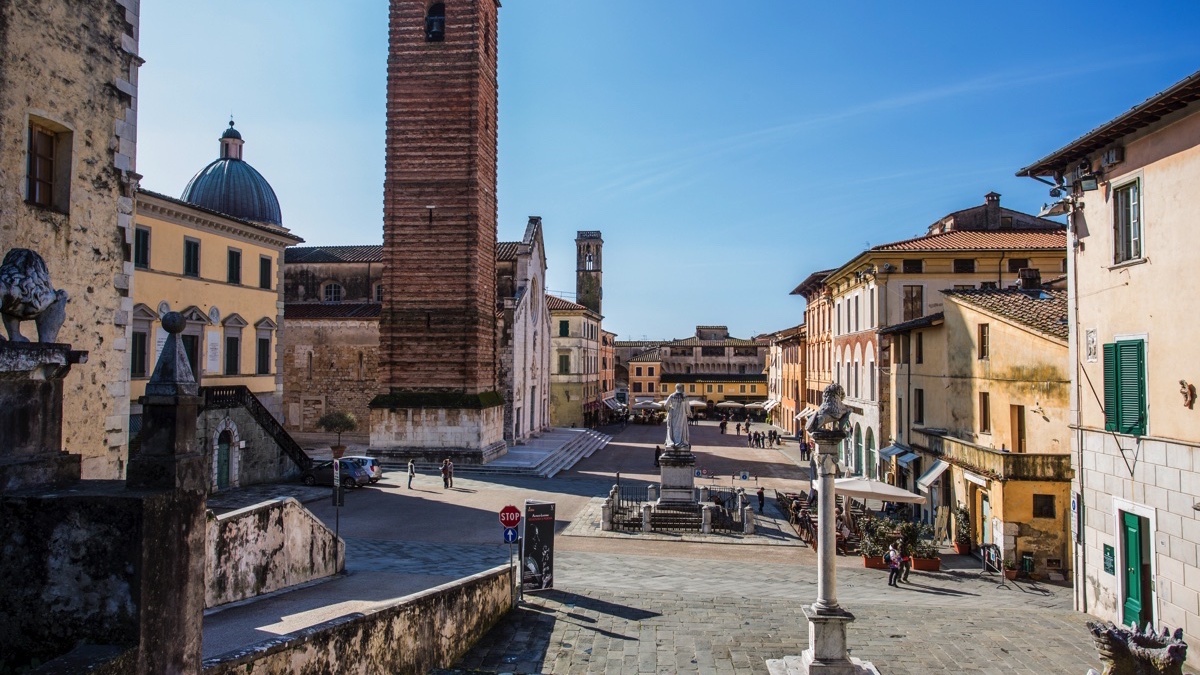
[1101,147,1124,168]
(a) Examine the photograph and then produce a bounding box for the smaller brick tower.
[575,231,603,316]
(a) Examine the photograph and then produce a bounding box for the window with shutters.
[1113,180,1142,264]
[979,392,991,432]
[978,324,990,360]
[26,121,72,213]
[559,320,569,337]
[902,285,923,321]
[558,354,570,374]
[1103,340,1146,436]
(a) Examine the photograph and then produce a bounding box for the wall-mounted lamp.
[1076,160,1102,192]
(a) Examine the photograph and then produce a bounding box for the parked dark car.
[302,459,370,488]
[344,455,383,483]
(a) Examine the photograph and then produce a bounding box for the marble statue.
[662,383,691,449]
[0,248,69,343]
[806,382,851,433]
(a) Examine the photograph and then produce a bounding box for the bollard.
[701,504,713,534]
[601,498,613,531]
[699,486,710,503]
[742,505,755,534]
[647,484,658,502]
[642,503,653,532]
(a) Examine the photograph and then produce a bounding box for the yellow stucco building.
[130,124,302,437]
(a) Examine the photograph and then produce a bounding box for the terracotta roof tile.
[942,289,1068,341]
[872,229,1066,252]
[546,295,589,313]
[285,245,383,264]
[628,349,662,363]
[496,241,520,261]
[284,302,381,320]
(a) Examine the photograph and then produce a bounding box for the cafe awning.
[917,460,950,491]
[896,452,920,467]
[878,444,905,459]
[763,399,781,412]
[602,398,621,410]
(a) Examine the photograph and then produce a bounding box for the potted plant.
[316,411,357,459]
[912,539,941,571]
[1002,556,1018,580]
[857,514,892,569]
[953,506,972,555]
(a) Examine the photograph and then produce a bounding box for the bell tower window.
[426,3,445,42]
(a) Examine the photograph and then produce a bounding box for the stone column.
[125,312,208,674]
[789,429,879,675]
[642,503,653,532]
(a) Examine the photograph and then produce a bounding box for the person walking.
[447,459,454,488]
[407,458,416,489]
[901,544,912,583]
[440,459,450,489]
[886,543,902,587]
[747,432,754,448]
[653,445,661,468]
[735,422,741,435]
[756,486,765,514]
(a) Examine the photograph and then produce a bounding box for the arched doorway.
[854,424,864,476]
[865,428,876,479]
[216,430,232,490]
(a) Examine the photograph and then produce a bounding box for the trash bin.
[1020,552,1035,574]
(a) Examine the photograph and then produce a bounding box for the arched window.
[425,3,445,42]
[323,282,343,302]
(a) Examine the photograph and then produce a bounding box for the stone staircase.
[401,428,611,478]
[649,503,704,531]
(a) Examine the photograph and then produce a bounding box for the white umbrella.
[715,401,744,409]
[631,401,663,410]
[687,399,707,408]
[744,401,767,410]
[810,477,926,504]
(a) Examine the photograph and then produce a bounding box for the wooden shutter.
[1103,343,1118,432]
[1116,341,1146,436]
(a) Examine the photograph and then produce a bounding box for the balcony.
[913,429,1073,482]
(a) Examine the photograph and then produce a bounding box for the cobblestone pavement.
[447,550,1101,675]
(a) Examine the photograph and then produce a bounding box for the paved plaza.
[203,421,1117,673]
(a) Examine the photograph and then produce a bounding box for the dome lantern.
[180,121,283,226]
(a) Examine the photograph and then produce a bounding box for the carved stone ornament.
[0,248,69,343]
[806,382,851,434]
[1087,621,1188,675]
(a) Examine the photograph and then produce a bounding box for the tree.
[316,411,358,448]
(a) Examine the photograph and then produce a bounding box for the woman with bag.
[886,543,902,587]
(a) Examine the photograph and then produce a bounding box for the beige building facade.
[0,0,142,477]
[547,295,602,428]
[1020,69,1200,664]
[882,288,1073,576]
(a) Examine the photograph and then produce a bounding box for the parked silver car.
[344,455,383,483]
[301,459,370,488]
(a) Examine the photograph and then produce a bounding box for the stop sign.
[499,504,521,528]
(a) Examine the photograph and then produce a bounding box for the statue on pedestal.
[0,248,68,343]
[807,382,851,435]
[662,384,691,450]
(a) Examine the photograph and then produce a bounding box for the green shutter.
[1103,343,1118,432]
[1116,341,1146,436]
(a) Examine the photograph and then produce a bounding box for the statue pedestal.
[657,447,696,504]
[0,342,85,491]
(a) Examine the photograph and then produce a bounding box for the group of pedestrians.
[885,542,912,586]
[746,429,782,448]
[403,457,455,489]
[798,440,812,461]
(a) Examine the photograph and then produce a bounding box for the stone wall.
[197,406,300,491]
[203,564,513,675]
[0,0,142,478]
[206,497,343,608]
[370,405,506,464]
[282,318,380,431]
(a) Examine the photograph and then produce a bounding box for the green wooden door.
[1122,512,1148,627]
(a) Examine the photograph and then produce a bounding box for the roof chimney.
[1018,267,1041,290]
[984,192,1001,230]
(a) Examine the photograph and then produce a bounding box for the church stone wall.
[282,319,380,431]
[0,0,141,478]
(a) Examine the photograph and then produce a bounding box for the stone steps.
[385,428,611,479]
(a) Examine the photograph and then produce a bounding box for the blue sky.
[137,1,1200,340]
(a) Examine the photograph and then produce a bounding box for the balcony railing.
[914,428,1072,482]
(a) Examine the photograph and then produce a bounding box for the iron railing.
[201,386,313,471]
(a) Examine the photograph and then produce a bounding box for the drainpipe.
[1068,197,1087,613]
[997,252,1006,288]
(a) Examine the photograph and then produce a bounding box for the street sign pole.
[499,506,523,604]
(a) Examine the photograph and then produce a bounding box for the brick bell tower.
[371,0,506,463]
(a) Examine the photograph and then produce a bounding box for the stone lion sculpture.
[0,248,69,343]
[1087,621,1187,675]
[807,382,851,433]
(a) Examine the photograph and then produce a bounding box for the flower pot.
[952,542,971,555]
[912,557,941,572]
[862,556,888,569]
[1003,569,1018,580]
[331,444,346,459]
